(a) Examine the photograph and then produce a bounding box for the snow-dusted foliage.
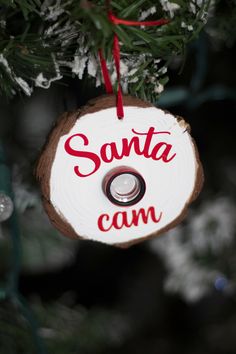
[150,197,236,302]
[0,0,211,100]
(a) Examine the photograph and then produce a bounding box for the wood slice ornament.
[36,95,203,248]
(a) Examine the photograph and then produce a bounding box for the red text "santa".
[64,127,176,178]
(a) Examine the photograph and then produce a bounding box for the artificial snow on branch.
[0,0,211,99]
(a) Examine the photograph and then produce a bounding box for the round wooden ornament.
[36,95,203,248]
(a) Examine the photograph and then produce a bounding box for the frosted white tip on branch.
[0,54,33,96]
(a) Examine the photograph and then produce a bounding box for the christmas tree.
[1,1,236,353]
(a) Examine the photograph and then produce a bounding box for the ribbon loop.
[98,49,113,94]
[99,3,170,119]
[108,10,170,27]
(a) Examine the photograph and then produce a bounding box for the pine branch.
[0,0,213,100]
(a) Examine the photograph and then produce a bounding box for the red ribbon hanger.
[99,2,170,119]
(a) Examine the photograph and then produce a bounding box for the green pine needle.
[0,0,214,101]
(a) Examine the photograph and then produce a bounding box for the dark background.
[1,14,236,354]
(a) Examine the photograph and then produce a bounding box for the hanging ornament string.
[98,49,113,94]
[99,3,170,119]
